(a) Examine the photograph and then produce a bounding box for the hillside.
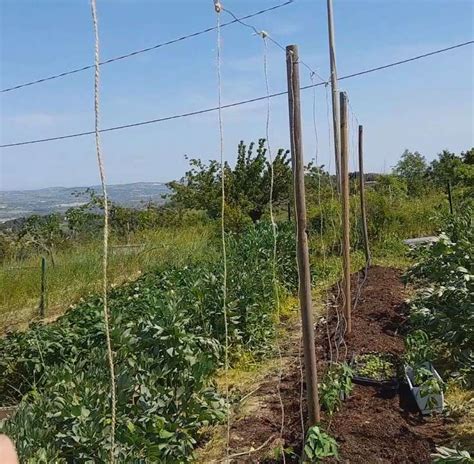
[0,182,169,223]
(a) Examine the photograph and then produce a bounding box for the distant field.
[0,224,215,332]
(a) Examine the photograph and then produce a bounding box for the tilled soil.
[225,265,448,463]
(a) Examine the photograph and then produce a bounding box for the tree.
[393,149,429,195]
[374,174,408,198]
[18,214,64,266]
[429,150,464,187]
[461,147,474,165]
[167,139,292,224]
[65,189,103,239]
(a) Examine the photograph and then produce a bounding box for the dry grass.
[444,382,474,451]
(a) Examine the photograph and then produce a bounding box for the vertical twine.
[263,36,286,462]
[310,73,334,365]
[215,10,230,458]
[90,0,116,461]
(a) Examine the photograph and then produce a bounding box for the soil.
[223,265,449,463]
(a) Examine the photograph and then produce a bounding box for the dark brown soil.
[224,265,448,463]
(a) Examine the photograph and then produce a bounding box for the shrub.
[406,210,474,386]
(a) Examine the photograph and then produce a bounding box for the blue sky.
[1,0,473,190]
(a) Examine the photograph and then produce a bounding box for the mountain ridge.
[0,182,170,223]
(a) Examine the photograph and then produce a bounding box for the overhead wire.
[2,39,473,149]
[1,0,295,93]
[221,6,326,83]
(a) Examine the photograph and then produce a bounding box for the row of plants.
[0,223,297,462]
[404,209,473,458]
[405,209,473,388]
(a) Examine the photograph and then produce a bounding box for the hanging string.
[214,1,230,458]
[298,334,305,453]
[311,74,334,366]
[323,82,347,362]
[262,34,286,462]
[90,0,116,461]
[222,7,326,84]
[347,99,369,314]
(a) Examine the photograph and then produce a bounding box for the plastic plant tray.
[351,353,400,391]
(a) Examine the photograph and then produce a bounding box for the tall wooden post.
[286,44,321,425]
[447,181,454,215]
[358,125,370,266]
[39,256,47,317]
[340,92,351,334]
[327,0,341,191]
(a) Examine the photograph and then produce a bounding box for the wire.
[338,40,473,83]
[1,0,295,93]
[2,39,472,149]
[222,7,327,83]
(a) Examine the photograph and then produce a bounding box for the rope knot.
[214,0,222,13]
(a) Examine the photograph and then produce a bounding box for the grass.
[0,224,216,332]
[444,382,474,451]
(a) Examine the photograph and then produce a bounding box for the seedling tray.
[351,353,400,391]
[352,374,399,391]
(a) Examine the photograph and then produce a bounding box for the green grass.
[0,225,216,331]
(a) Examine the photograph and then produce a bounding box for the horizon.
[1,0,473,190]
[0,141,474,193]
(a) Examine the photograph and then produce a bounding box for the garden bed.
[215,266,449,463]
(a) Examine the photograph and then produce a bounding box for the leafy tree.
[65,189,103,239]
[429,150,465,187]
[461,147,474,165]
[167,139,292,224]
[428,149,474,203]
[305,162,333,195]
[393,149,429,195]
[374,174,408,198]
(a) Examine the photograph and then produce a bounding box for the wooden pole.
[447,180,454,215]
[39,256,46,317]
[327,0,341,191]
[286,44,321,425]
[358,125,370,266]
[340,92,351,334]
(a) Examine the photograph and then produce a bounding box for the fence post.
[358,125,370,267]
[286,44,321,425]
[39,256,47,317]
[447,180,454,215]
[340,92,352,334]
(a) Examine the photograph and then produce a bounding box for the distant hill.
[0,182,169,223]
